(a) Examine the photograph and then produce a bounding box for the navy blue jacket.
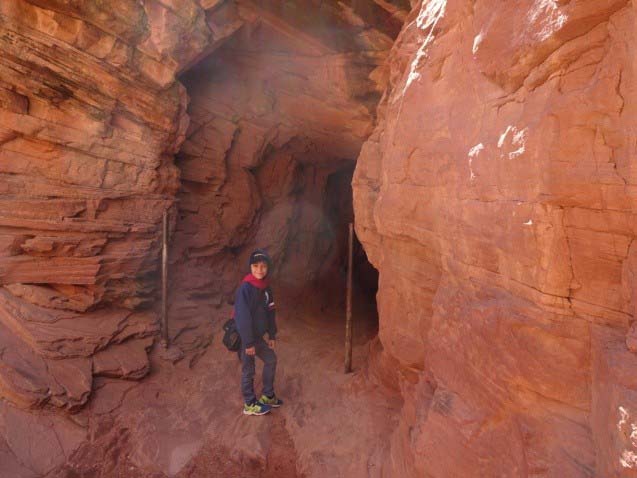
[234,281,276,348]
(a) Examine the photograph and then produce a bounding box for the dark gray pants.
[241,337,277,404]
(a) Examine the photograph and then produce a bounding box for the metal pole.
[161,209,169,348]
[345,222,353,373]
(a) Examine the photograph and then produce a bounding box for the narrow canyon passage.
[52,153,387,475]
[51,92,390,475]
[3,1,637,477]
[0,2,401,476]
[163,4,388,363]
[57,5,392,476]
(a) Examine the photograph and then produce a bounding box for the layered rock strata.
[0,0,249,473]
[0,0,231,413]
[353,0,637,476]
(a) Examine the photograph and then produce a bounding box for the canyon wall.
[2,0,637,476]
[353,0,637,476]
[0,0,239,411]
[0,0,230,473]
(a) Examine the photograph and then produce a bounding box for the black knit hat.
[248,249,272,268]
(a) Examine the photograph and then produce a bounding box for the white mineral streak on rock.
[621,450,637,469]
[472,31,483,55]
[498,125,513,148]
[509,128,528,159]
[528,0,567,41]
[467,143,484,181]
[617,407,637,468]
[497,125,528,159]
[619,406,630,432]
[403,0,447,93]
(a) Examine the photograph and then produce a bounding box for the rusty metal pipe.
[161,209,169,348]
[345,222,354,373]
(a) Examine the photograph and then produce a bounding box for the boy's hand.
[268,339,276,349]
[245,346,256,356]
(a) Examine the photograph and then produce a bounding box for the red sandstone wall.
[353,0,637,476]
[3,0,637,475]
[0,1,246,473]
[0,0,220,412]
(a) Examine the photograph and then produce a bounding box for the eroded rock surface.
[0,0,233,472]
[0,0,217,413]
[353,0,637,476]
[2,0,637,476]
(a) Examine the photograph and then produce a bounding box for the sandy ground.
[53,292,400,478]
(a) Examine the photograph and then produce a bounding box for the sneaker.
[259,394,283,408]
[243,401,271,416]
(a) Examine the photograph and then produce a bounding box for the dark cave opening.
[312,163,379,334]
[244,151,380,338]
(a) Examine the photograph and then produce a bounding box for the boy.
[234,249,283,416]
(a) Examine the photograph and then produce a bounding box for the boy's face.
[251,261,268,279]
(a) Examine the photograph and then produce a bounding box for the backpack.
[222,318,241,352]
